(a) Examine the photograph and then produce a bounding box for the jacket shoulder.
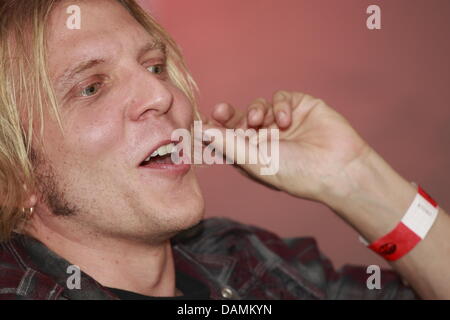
[0,241,28,299]
[0,240,62,300]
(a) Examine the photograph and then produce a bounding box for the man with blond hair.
[0,0,449,300]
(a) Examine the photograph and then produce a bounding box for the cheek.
[74,119,121,156]
[45,84,194,165]
[65,114,122,161]
[171,86,195,125]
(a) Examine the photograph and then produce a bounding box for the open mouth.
[139,142,176,168]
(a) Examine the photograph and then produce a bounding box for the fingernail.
[249,109,259,121]
[276,110,286,123]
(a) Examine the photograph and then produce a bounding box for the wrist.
[319,147,417,241]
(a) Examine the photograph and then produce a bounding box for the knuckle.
[274,99,290,111]
[293,92,319,108]
[249,98,267,110]
[255,97,267,106]
[274,90,289,98]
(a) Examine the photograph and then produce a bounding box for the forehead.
[46,0,154,76]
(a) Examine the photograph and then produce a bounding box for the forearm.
[320,147,450,299]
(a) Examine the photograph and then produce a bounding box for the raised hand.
[201,91,372,202]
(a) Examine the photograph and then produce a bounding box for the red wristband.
[366,185,439,261]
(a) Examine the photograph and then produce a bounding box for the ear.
[21,184,38,208]
[24,194,38,208]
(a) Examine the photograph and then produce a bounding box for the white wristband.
[359,183,439,255]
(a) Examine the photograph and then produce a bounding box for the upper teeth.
[144,143,175,162]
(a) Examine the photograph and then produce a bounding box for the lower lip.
[138,163,191,176]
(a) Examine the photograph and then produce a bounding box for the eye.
[80,82,102,97]
[146,64,165,75]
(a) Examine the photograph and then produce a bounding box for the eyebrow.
[55,40,167,90]
[55,59,105,92]
[137,40,166,59]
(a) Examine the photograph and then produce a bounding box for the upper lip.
[138,139,175,166]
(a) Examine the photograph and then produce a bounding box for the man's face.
[33,0,204,242]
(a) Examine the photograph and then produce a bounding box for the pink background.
[139,0,450,269]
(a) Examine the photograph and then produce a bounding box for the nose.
[126,69,174,121]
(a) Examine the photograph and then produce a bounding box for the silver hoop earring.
[21,207,34,219]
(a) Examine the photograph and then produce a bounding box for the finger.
[199,123,263,174]
[211,102,246,129]
[262,107,275,127]
[272,90,292,129]
[247,98,270,128]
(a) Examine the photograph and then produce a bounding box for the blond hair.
[0,0,199,241]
